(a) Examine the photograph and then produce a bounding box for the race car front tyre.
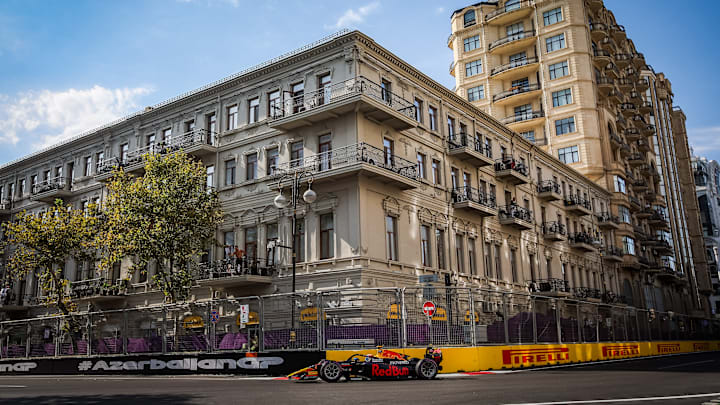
[319,361,343,383]
[415,358,438,380]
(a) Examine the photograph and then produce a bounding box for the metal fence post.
[206,304,213,353]
[576,303,582,343]
[0,322,3,359]
[595,303,600,342]
[87,313,92,356]
[503,293,509,344]
[469,288,477,346]
[316,291,323,351]
[161,306,167,354]
[531,296,537,344]
[55,317,61,357]
[259,296,265,353]
[400,287,407,348]
[25,321,30,358]
[123,310,128,355]
[556,300,562,344]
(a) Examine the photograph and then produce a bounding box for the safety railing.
[537,180,561,194]
[447,133,492,158]
[31,176,69,195]
[452,186,496,209]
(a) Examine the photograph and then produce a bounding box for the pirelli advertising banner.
[0,351,324,376]
[327,341,720,373]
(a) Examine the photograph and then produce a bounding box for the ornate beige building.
[0,27,698,324]
[448,0,711,316]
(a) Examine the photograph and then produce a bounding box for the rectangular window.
[552,88,573,107]
[268,90,281,118]
[421,225,431,267]
[319,134,332,171]
[84,157,92,177]
[30,175,37,190]
[245,227,257,261]
[623,236,636,256]
[549,61,569,80]
[555,116,576,135]
[510,249,518,282]
[227,105,238,130]
[614,175,626,194]
[558,145,579,164]
[543,7,563,26]
[414,98,423,123]
[447,116,455,137]
[432,159,441,185]
[429,106,438,131]
[417,153,426,179]
[266,223,278,266]
[224,159,236,186]
[96,152,104,172]
[317,73,331,105]
[383,138,394,167]
[185,120,195,133]
[162,128,172,141]
[120,144,129,163]
[18,179,25,196]
[464,10,476,27]
[267,148,279,176]
[292,82,305,113]
[248,97,260,124]
[386,216,398,261]
[320,213,334,259]
[546,33,566,52]
[290,141,304,167]
[206,165,214,189]
[468,238,477,275]
[619,205,631,223]
[520,131,535,142]
[467,85,484,101]
[207,113,217,143]
[465,59,482,77]
[484,242,492,277]
[381,79,392,103]
[463,35,480,52]
[223,231,234,259]
[494,244,502,280]
[455,234,464,273]
[506,22,524,36]
[436,229,445,269]
[246,153,257,181]
[294,219,305,262]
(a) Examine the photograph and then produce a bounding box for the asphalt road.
[1,352,720,405]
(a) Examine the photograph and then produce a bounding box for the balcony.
[597,212,620,229]
[95,157,121,182]
[608,89,623,105]
[452,186,497,217]
[624,127,640,141]
[629,90,642,104]
[619,143,631,157]
[619,102,637,118]
[628,153,645,167]
[0,200,11,216]
[621,252,640,270]
[597,76,614,96]
[273,142,418,190]
[628,195,641,211]
[636,205,653,219]
[639,101,653,114]
[657,267,678,282]
[494,157,530,185]
[593,49,612,68]
[602,246,623,263]
[615,53,632,68]
[70,278,127,304]
[490,57,539,80]
[647,257,673,274]
[587,0,603,12]
[633,53,646,68]
[533,278,571,298]
[636,77,649,91]
[637,138,651,153]
[165,129,218,157]
[564,195,592,216]
[30,176,72,203]
[573,287,603,302]
[0,291,29,313]
[269,76,417,131]
[598,37,616,55]
[648,211,669,231]
[195,258,275,288]
[542,222,566,241]
[633,224,647,241]
[590,23,608,41]
[611,25,626,42]
[537,180,562,201]
[501,110,544,131]
[488,30,537,54]
[632,179,648,192]
[609,132,622,148]
[492,83,541,106]
[642,124,656,136]
[568,232,600,252]
[647,236,673,255]
[616,78,633,92]
[604,64,620,80]
[485,0,533,25]
[447,134,493,167]
[498,204,533,230]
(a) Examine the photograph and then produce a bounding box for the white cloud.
[688,126,720,158]
[435,7,445,14]
[0,86,152,149]
[327,1,380,29]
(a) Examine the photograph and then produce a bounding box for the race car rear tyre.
[415,358,438,380]
[319,361,343,383]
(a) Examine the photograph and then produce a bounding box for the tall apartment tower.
[691,152,720,315]
[448,0,711,315]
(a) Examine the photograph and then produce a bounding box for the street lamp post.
[273,169,316,341]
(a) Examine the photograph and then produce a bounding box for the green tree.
[98,151,222,303]
[3,200,99,317]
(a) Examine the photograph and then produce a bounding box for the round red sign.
[422,301,436,317]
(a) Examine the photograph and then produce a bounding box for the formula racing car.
[288,346,442,382]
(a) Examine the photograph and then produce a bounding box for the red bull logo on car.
[502,348,570,365]
[371,363,410,377]
[657,343,681,354]
[601,344,640,358]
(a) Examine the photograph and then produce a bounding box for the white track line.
[504,392,720,405]
[657,359,714,370]
[0,385,26,388]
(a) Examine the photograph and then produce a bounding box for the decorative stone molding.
[382,196,401,217]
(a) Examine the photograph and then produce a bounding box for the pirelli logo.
[657,343,681,354]
[601,344,640,358]
[502,348,570,365]
[693,343,710,352]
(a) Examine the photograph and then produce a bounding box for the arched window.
[464,10,476,27]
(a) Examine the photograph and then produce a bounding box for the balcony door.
[319,134,332,171]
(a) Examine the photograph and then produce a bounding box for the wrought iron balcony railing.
[452,186,496,209]
[70,278,128,299]
[490,56,539,77]
[573,287,602,300]
[534,278,570,293]
[596,212,619,224]
[499,204,533,223]
[564,194,591,210]
[494,156,529,177]
[195,257,276,280]
[272,142,418,181]
[488,30,536,51]
[485,0,532,22]
[493,83,541,103]
[537,180,561,194]
[604,245,623,257]
[31,176,69,195]
[269,76,416,122]
[542,221,566,235]
[447,133,492,158]
[501,110,544,125]
[568,232,601,246]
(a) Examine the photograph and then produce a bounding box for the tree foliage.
[97,151,222,303]
[3,200,99,317]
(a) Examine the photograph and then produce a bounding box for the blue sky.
[1,0,719,163]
